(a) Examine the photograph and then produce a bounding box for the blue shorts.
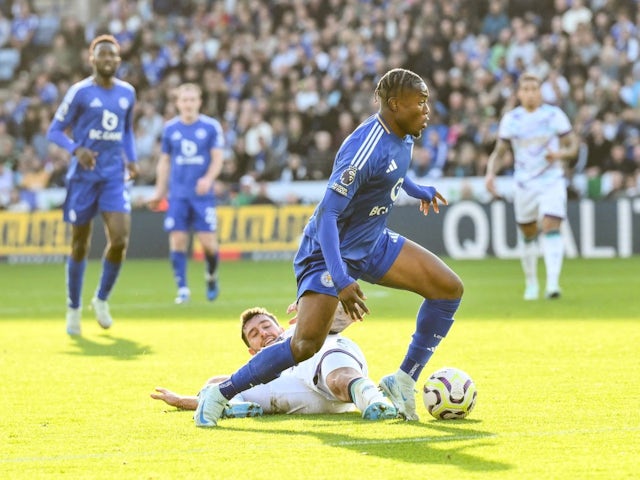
[164,196,217,232]
[63,177,131,225]
[294,228,406,298]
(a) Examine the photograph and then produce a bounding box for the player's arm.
[47,96,99,170]
[123,98,138,180]
[147,152,170,209]
[402,176,447,216]
[546,131,579,164]
[315,190,368,319]
[150,387,198,410]
[195,147,224,195]
[151,375,231,410]
[485,138,511,198]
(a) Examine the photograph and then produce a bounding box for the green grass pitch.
[1,257,639,479]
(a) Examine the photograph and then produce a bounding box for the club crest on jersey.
[340,166,357,186]
[320,271,334,288]
[196,128,207,139]
[119,97,130,110]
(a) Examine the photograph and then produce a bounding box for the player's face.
[393,82,430,138]
[243,314,285,354]
[517,80,542,111]
[176,89,202,119]
[91,42,121,78]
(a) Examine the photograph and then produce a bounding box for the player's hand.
[287,301,298,325]
[126,162,139,181]
[338,282,369,320]
[150,387,181,407]
[195,177,213,195]
[485,173,498,197]
[419,190,447,216]
[75,147,98,170]
[146,195,163,210]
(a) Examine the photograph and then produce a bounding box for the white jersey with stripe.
[498,104,572,186]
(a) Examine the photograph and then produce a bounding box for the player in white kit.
[151,305,397,419]
[485,73,578,300]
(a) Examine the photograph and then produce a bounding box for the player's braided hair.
[374,68,425,106]
[89,34,120,54]
[239,307,280,347]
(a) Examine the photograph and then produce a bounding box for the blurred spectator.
[0,0,639,208]
[0,159,14,208]
[481,0,510,43]
[306,130,334,181]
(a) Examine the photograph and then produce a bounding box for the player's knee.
[109,234,129,253]
[290,337,323,363]
[433,271,464,299]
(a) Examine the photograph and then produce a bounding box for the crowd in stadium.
[0,0,639,210]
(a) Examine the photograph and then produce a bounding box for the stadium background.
[1,0,639,258]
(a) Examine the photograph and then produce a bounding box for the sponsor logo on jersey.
[180,139,198,157]
[89,98,103,108]
[89,109,123,141]
[320,271,334,288]
[369,205,389,216]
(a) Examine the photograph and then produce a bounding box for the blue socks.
[399,298,460,381]
[170,251,187,289]
[66,258,86,308]
[205,252,218,279]
[96,258,122,301]
[219,337,296,400]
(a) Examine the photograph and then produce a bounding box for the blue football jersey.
[161,114,224,199]
[48,77,137,181]
[304,114,414,262]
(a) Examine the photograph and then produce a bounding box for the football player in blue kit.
[47,35,138,336]
[195,68,464,426]
[147,83,224,304]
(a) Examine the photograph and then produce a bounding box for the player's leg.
[195,231,219,301]
[539,181,567,298]
[515,185,541,300]
[374,235,463,420]
[320,345,398,420]
[165,197,190,303]
[66,223,92,335]
[193,201,220,301]
[169,230,190,304]
[63,180,97,335]
[91,210,130,328]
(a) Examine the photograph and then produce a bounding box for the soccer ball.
[422,366,477,419]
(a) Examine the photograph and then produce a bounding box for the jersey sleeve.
[47,88,82,154]
[122,92,137,162]
[554,107,573,136]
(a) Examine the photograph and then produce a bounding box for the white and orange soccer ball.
[422,366,477,419]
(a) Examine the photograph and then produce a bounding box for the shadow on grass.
[220,415,512,473]
[66,333,153,360]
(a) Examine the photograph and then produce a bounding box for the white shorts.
[514,178,567,224]
[234,333,366,414]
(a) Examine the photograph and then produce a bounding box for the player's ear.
[248,348,257,356]
[387,97,398,112]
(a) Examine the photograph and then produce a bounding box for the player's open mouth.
[263,336,277,347]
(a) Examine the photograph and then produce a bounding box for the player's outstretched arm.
[151,387,198,410]
[402,176,447,215]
